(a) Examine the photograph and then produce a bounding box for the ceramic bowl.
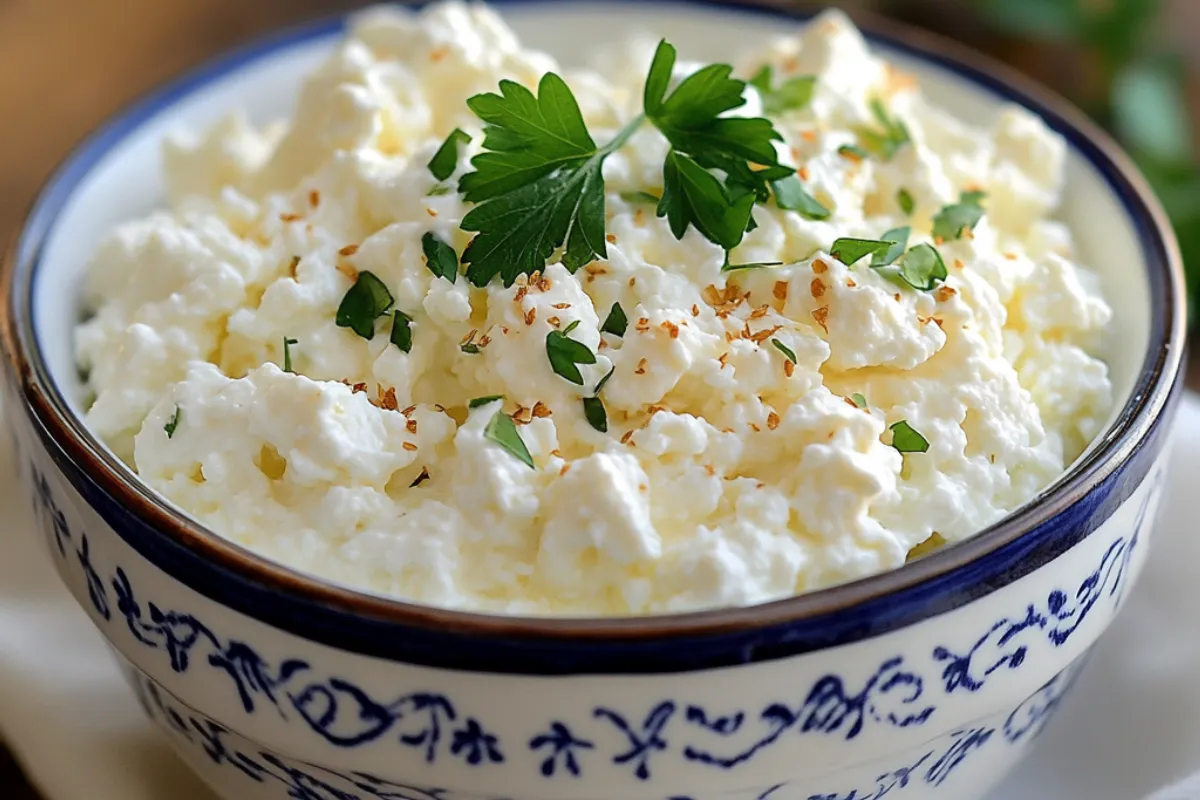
[0,2,1185,799]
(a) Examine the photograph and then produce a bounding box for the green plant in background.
[974,0,1199,320]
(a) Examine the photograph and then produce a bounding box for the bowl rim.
[0,0,1186,650]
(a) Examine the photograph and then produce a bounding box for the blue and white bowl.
[0,3,1185,799]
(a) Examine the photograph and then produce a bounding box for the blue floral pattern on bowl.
[128,661,1083,800]
[24,456,1157,794]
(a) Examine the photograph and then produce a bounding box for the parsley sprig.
[458,40,804,286]
[646,41,793,250]
[458,75,642,286]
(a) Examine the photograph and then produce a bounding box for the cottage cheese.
[74,2,1113,615]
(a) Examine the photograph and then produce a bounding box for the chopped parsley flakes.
[748,65,817,116]
[545,320,596,385]
[897,244,948,291]
[583,365,615,434]
[601,302,628,336]
[932,191,986,241]
[164,406,181,439]
[336,271,394,340]
[484,408,534,468]
[282,337,298,373]
[772,175,829,220]
[428,128,470,182]
[770,338,798,363]
[858,99,911,160]
[421,232,459,282]
[890,420,930,453]
[390,310,413,353]
[469,395,504,409]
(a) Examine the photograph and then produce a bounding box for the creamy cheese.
[75,2,1113,615]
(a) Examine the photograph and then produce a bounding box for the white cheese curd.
[77,2,1114,615]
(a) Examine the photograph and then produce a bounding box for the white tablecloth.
[2,396,1200,800]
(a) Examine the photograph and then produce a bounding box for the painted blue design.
[1003,660,1085,744]
[681,656,934,772]
[134,673,458,800]
[77,533,111,620]
[924,727,991,787]
[932,479,1156,695]
[132,660,1081,800]
[529,721,593,777]
[29,464,71,555]
[594,701,674,780]
[450,718,504,766]
[805,726,990,800]
[29,463,503,766]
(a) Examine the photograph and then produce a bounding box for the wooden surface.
[0,0,1193,798]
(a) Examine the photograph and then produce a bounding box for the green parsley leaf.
[583,397,607,432]
[427,183,454,197]
[831,237,890,266]
[461,343,481,355]
[748,65,771,92]
[772,175,829,220]
[890,420,929,453]
[850,392,868,409]
[484,409,534,468]
[932,192,986,241]
[601,302,628,336]
[722,260,784,272]
[837,144,870,161]
[748,65,818,116]
[282,337,298,373]
[858,99,911,161]
[390,310,413,353]
[583,366,615,433]
[428,128,471,182]
[421,232,459,282]
[594,365,615,395]
[164,406,181,439]
[646,41,791,215]
[770,338,797,363]
[897,188,915,216]
[873,227,910,268]
[336,271,394,340]
[469,395,504,408]
[545,319,597,385]
[459,74,639,286]
[620,190,662,205]
[658,149,757,250]
[898,243,949,291]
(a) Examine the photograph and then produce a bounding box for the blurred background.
[0,0,1196,796]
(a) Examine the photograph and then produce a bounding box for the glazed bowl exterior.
[0,2,1185,799]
